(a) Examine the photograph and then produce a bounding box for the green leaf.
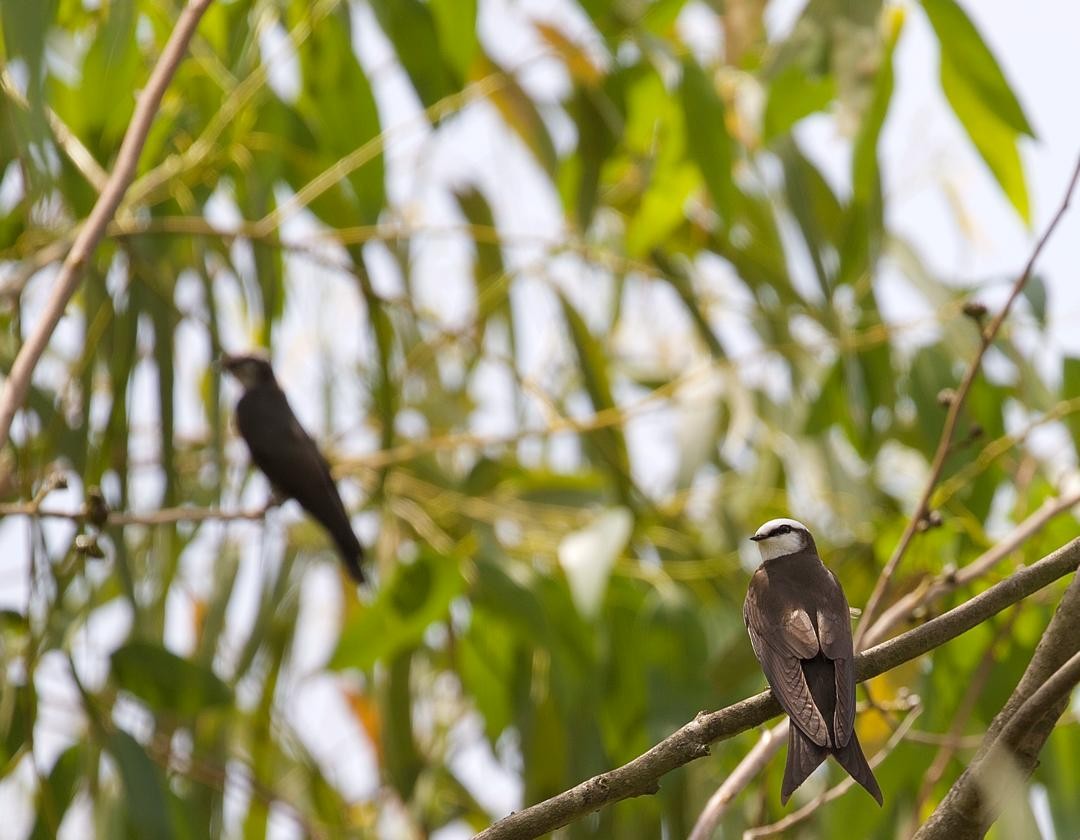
[106,730,173,840]
[370,0,456,106]
[923,0,1032,222]
[679,58,733,222]
[1064,357,1080,445]
[558,294,633,503]
[477,52,557,177]
[625,162,697,257]
[332,551,465,671]
[0,0,56,165]
[458,606,517,742]
[429,0,477,83]
[922,0,1034,137]
[852,8,901,208]
[939,52,1030,223]
[1022,273,1047,326]
[293,7,385,225]
[30,744,86,840]
[763,64,835,142]
[452,185,508,332]
[111,641,231,718]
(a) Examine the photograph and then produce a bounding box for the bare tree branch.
[915,540,1080,839]
[473,537,1080,840]
[854,152,1080,650]
[862,488,1080,649]
[0,0,215,453]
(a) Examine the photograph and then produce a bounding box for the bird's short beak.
[749,534,766,542]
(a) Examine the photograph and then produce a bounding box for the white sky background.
[1,1,1079,838]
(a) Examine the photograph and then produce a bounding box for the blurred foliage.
[0,0,1076,838]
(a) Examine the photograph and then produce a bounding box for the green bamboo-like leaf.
[111,641,231,718]
[763,64,835,142]
[476,52,558,177]
[1064,357,1080,446]
[453,185,508,329]
[558,294,634,504]
[922,0,1034,137]
[940,52,1031,223]
[292,6,385,225]
[429,0,477,82]
[332,551,465,672]
[679,58,733,222]
[370,0,456,107]
[852,8,901,208]
[29,744,87,840]
[106,730,174,840]
[923,0,1032,222]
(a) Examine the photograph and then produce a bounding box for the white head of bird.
[750,518,813,561]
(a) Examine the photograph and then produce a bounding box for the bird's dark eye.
[778,525,790,534]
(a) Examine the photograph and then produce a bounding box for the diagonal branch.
[0,0,215,453]
[861,487,1080,649]
[853,152,1080,651]
[914,535,1080,839]
[473,537,1080,840]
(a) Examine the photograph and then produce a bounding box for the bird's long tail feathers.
[333,530,366,583]
[781,725,828,804]
[833,732,884,806]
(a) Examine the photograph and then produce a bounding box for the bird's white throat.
[756,531,805,561]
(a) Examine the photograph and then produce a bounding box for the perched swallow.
[744,518,882,805]
[221,353,364,582]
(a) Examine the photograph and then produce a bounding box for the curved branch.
[854,152,1080,650]
[474,537,1080,840]
[0,0,214,452]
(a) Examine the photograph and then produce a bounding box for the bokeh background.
[1,0,1079,837]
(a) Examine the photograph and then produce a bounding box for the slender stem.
[0,0,215,452]
[854,153,1080,650]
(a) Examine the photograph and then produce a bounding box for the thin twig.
[0,501,270,526]
[473,537,1080,840]
[0,0,214,452]
[688,721,787,840]
[854,153,1080,651]
[862,488,1080,648]
[743,706,922,839]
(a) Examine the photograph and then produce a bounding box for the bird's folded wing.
[817,571,857,748]
[745,597,830,747]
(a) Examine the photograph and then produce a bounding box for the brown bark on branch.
[474,537,1080,840]
[914,542,1080,839]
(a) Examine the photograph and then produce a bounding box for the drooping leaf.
[923,0,1033,222]
[332,551,465,672]
[370,0,456,106]
[111,641,232,718]
[679,58,733,222]
[106,730,174,840]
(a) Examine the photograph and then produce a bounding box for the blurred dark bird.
[221,352,364,582]
[744,518,882,806]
